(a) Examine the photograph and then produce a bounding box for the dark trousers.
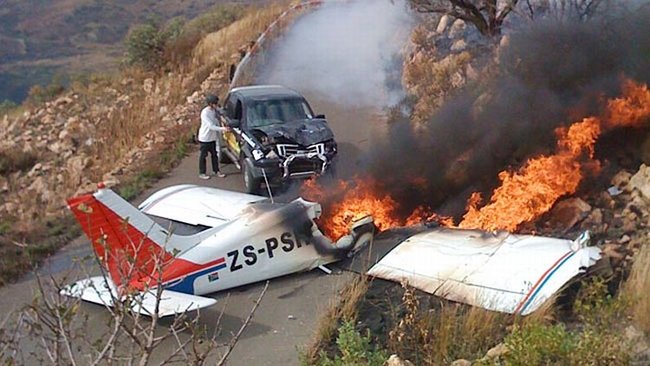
[199,141,219,174]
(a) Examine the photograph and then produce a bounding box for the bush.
[124,18,183,70]
[502,278,630,365]
[315,321,388,366]
[0,149,38,175]
[165,5,244,66]
[25,74,66,105]
[0,100,17,116]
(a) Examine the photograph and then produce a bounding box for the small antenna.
[261,168,274,203]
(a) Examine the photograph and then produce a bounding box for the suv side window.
[234,100,243,121]
[225,95,236,119]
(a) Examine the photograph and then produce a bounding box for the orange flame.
[459,79,649,231]
[302,79,649,238]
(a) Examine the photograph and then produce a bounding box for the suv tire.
[242,158,261,195]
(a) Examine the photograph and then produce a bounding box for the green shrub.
[25,74,66,105]
[124,18,183,70]
[165,5,244,66]
[0,100,17,116]
[315,321,388,366]
[504,322,575,365]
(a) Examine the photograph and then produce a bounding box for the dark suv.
[218,85,337,194]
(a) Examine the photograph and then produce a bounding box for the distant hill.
[0,0,263,103]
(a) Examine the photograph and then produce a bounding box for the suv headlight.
[252,149,264,160]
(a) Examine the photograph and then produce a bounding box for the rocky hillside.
[0,2,293,284]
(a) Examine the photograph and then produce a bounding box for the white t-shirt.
[198,106,227,143]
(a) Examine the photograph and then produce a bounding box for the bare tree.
[409,0,521,36]
[1,223,269,365]
[520,0,612,21]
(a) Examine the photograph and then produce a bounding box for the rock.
[436,15,451,34]
[612,170,632,189]
[386,354,414,366]
[66,156,90,184]
[27,176,52,203]
[547,198,592,232]
[451,39,467,52]
[450,360,472,366]
[583,208,603,226]
[143,78,155,94]
[449,19,466,39]
[0,176,8,193]
[624,325,650,356]
[620,234,631,244]
[53,96,73,107]
[601,243,625,260]
[486,343,508,359]
[629,164,650,201]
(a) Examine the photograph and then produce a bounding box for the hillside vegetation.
[0,1,294,285]
[0,0,270,103]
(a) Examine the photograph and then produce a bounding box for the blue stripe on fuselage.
[164,262,227,294]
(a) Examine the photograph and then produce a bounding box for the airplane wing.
[138,184,267,227]
[364,228,600,315]
[61,276,217,317]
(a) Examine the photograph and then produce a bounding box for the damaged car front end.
[219,85,338,194]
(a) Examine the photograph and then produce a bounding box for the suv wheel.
[242,159,261,195]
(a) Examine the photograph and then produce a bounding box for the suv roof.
[229,85,303,100]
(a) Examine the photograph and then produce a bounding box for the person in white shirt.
[198,94,229,179]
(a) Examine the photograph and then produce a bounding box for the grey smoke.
[257,0,414,108]
[361,5,650,219]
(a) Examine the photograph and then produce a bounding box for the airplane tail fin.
[67,185,178,290]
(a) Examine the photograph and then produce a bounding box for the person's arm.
[202,108,228,132]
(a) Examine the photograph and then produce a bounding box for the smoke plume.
[363,5,650,218]
[257,0,414,107]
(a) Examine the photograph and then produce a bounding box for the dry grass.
[302,275,370,364]
[388,284,510,365]
[0,2,299,285]
[624,241,650,333]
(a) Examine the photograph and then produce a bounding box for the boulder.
[451,39,467,52]
[436,15,451,34]
[486,343,508,358]
[612,170,632,189]
[547,198,592,232]
[449,19,466,39]
[629,164,650,201]
[143,78,155,94]
[386,355,414,366]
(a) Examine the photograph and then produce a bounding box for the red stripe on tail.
[67,193,175,291]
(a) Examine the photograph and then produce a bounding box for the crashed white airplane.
[63,184,374,317]
[63,184,601,317]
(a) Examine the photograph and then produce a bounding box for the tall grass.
[388,284,510,365]
[302,276,370,364]
[624,241,650,333]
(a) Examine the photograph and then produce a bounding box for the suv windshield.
[247,98,313,128]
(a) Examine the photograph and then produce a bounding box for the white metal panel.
[61,276,217,317]
[138,185,266,227]
[367,228,601,315]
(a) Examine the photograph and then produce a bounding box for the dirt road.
[0,1,413,364]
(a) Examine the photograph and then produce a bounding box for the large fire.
[303,79,650,239]
[459,79,650,231]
